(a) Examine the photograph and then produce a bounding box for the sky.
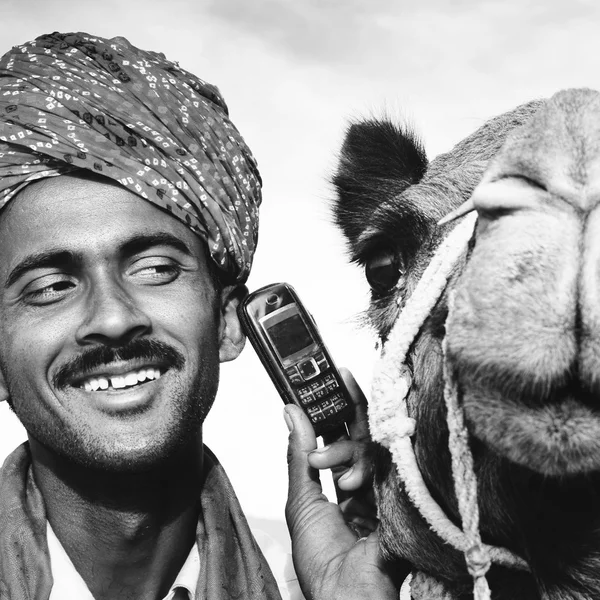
[0,0,599,548]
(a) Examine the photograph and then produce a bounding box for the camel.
[332,88,600,600]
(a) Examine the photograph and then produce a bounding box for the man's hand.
[284,369,398,600]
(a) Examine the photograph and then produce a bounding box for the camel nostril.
[471,175,547,220]
[497,173,548,192]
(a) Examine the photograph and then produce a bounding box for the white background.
[1,0,600,548]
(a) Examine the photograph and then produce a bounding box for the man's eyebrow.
[119,232,194,257]
[5,234,194,289]
[6,251,77,288]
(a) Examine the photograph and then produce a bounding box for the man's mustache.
[52,339,185,389]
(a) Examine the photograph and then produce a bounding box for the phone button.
[307,405,325,422]
[314,387,328,400]
[298,358,319,380]
[311,412,326,423]
[325,381,339,393]
[332,396,348,412]
[286,366,300,378]
[300,394,315,406]
[315,352,329,371]
[298,385,312,398]
[319,399,336,418]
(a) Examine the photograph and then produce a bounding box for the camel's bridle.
[369,211,528,600]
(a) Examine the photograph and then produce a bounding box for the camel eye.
[365,248,403,294]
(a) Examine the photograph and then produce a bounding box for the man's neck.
[29,436,205,600]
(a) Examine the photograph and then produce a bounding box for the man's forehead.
[5,173,182,223]
[14,172,141,206]
[0,174,202,262]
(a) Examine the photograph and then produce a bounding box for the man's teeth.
[82,368,162,391]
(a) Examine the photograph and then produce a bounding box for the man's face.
[0,174,241,471]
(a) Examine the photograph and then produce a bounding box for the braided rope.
[442,298,491,599]
[369,212,528,600]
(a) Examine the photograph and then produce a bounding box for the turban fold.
[0,31,262,283]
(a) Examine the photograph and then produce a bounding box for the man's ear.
[218,284,247,363]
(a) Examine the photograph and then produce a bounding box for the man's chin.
[18,363,218,474]
[32,424,203,475]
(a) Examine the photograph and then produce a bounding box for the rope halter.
[369,211,529,600]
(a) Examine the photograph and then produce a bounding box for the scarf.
[0,443,282,600]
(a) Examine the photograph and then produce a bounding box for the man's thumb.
[285,403,318,452]
[284,405,325,532]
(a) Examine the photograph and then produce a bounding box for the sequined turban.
[0,31,262,283]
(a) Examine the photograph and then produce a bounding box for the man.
[0,32,396,600]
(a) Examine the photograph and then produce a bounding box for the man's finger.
[321,369,368,447]
[339,368,370,443]
[307,440,373,491]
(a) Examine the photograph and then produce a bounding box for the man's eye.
[130,259,181,283]
[23,277,76,305]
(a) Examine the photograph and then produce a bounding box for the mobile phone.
[238,282,355,436]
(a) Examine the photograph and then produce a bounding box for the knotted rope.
[369,211,528,600]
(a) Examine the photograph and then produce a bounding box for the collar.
[46,521,200,600]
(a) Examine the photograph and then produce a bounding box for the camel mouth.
[461,377,600,477]
[518,377,600,411]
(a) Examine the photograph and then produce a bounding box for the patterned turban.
[0,31,262,283]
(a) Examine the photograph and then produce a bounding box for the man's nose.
[75,280,152,346]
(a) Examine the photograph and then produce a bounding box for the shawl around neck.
[0,443,282,600]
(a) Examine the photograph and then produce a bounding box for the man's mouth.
[79,367,163,392]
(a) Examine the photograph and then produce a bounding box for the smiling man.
[0,30,283,600]
[0,173,254,600]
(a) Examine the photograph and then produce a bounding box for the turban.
[0,31,262,283]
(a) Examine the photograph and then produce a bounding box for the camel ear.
[332,119,428,250]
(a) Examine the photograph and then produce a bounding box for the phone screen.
[261,304,316,362]
[266,313,313,360]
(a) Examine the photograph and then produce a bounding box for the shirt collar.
[164,540,200,600]
[47,521,200,600]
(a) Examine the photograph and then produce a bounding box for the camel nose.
[575,207,600,391]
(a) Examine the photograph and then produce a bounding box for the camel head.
[333,89,600,599]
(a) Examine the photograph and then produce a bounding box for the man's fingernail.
[283,407,294,432]
[309,445,330,454]
[339,466,354,482]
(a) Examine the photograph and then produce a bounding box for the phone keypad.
[286,347,350,426]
